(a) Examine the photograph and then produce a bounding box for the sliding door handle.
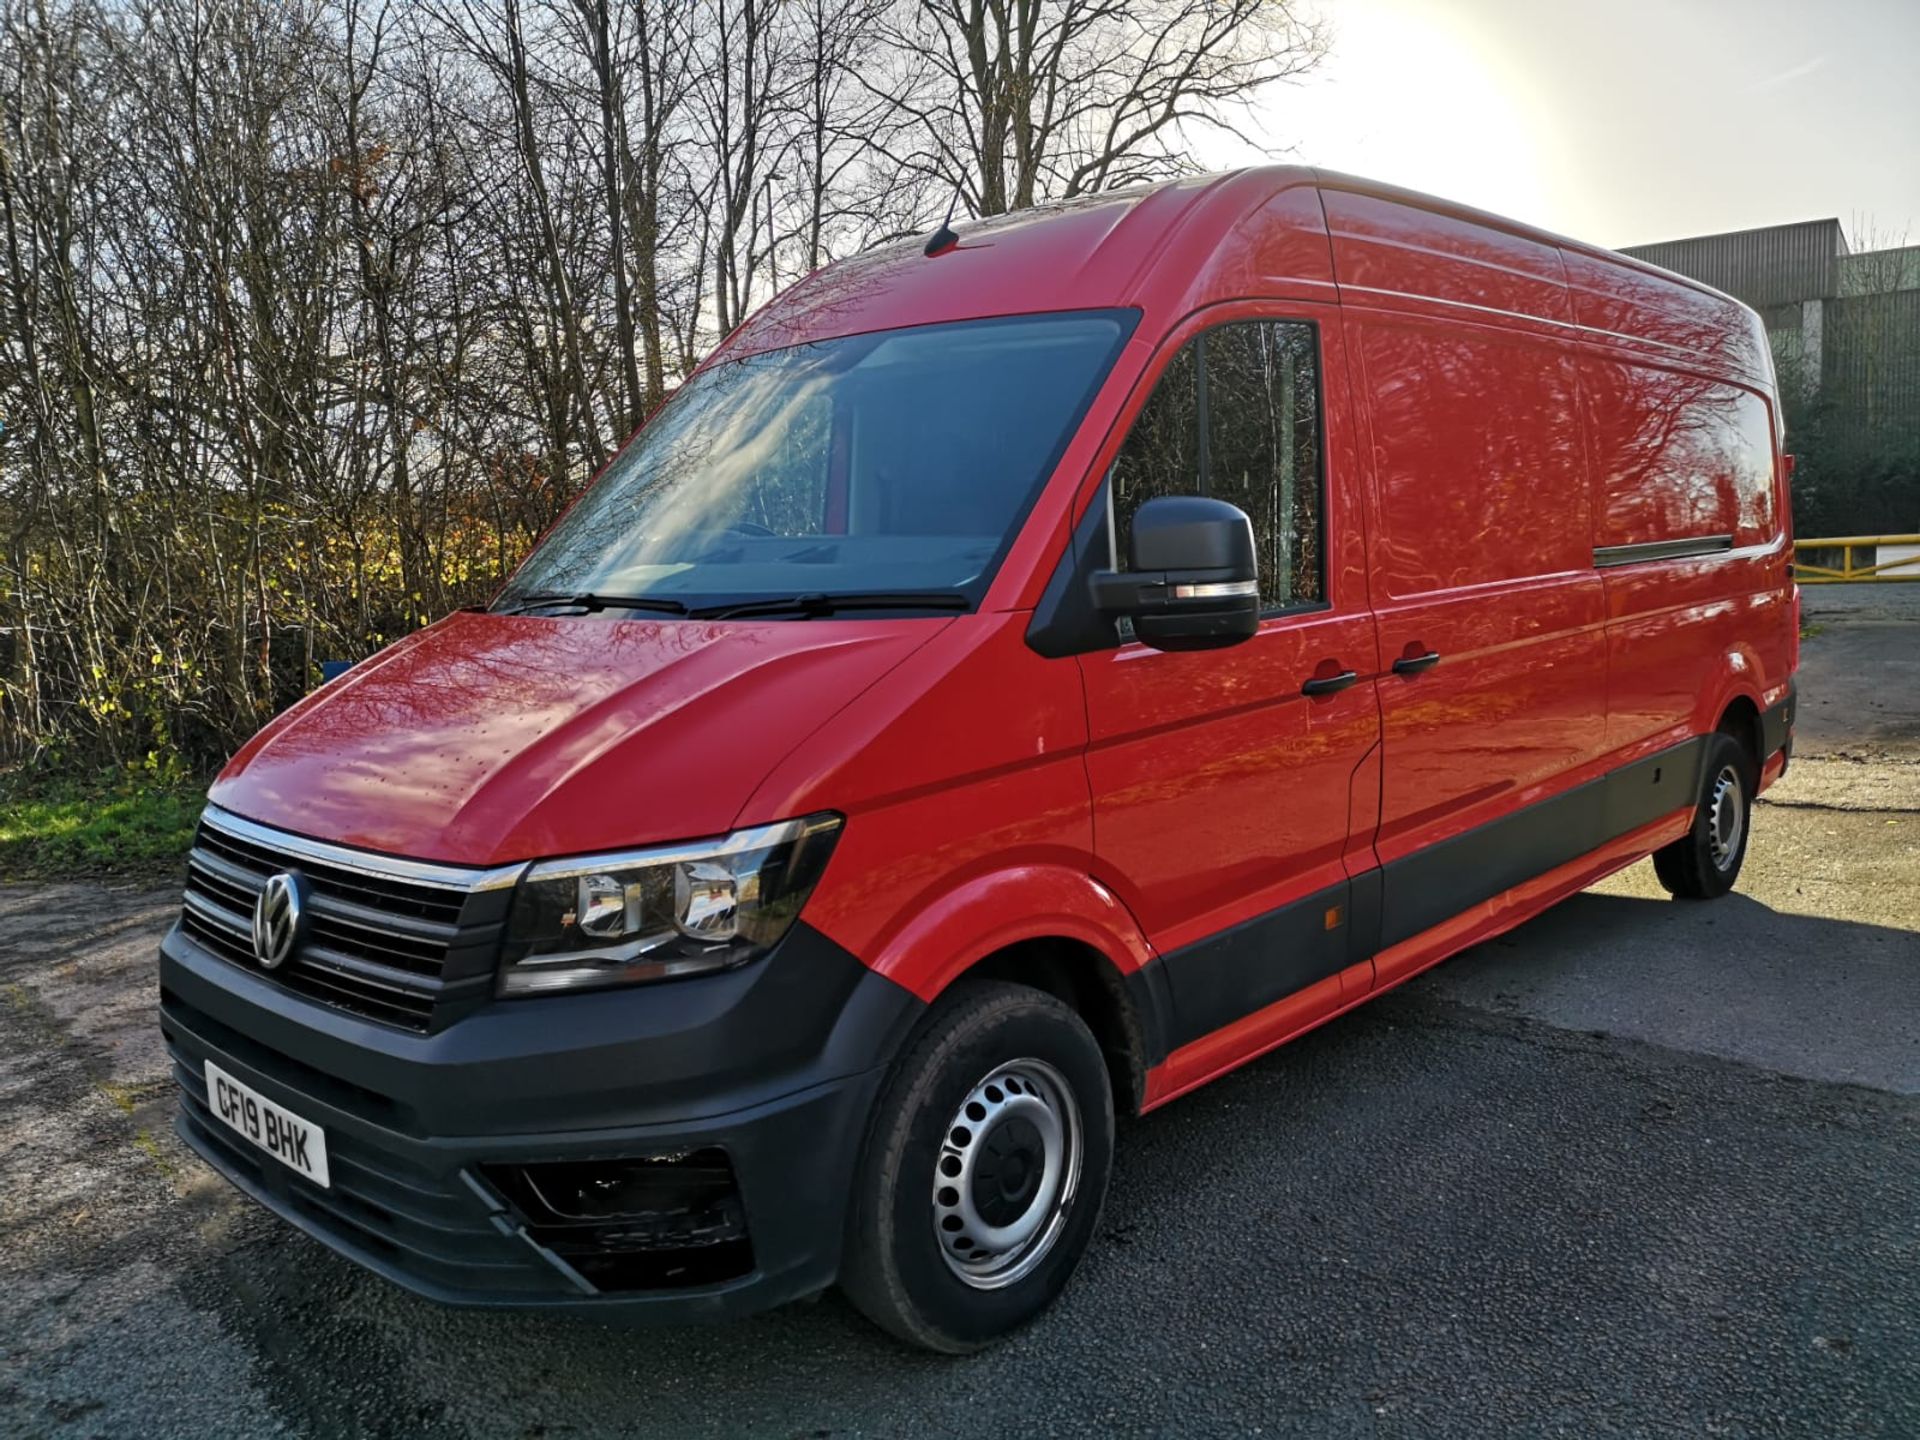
[1391,650,1441,675]
[1301,668,1359,697]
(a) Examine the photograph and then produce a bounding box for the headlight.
[496,814,842,997]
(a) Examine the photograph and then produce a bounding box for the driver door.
[1077,304,1382,1094]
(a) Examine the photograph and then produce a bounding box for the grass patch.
[132,1128,184,1181]
[0,770,204,880]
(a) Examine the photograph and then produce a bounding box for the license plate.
[204,1060,330,1188]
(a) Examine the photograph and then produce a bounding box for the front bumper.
[160,919,921,1321]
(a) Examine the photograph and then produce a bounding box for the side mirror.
[1090,495,1260,651]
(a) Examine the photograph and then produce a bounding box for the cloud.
[1744,55,1831,93]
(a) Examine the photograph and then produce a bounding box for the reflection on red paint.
[208,165,1795,1112]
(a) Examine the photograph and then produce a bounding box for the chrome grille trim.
[180,807,524,1032]
[200,805,525,892]
[183,886,250,938]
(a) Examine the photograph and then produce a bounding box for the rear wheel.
[840,980,1114,1353]
[1653,729,1755,900]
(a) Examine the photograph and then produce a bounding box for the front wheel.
[839,980,1115,1352]
[1653,730,1755,900]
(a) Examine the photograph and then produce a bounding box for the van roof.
[708,167,1285,363]
[711,166,1768,389]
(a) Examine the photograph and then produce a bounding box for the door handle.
[1301,668,1360,697]
[1391,649,1442,675]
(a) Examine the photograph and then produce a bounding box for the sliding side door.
[1350,310,1610,978]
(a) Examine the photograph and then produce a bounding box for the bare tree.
[883,0,1328,217]
[791,0,921,269]
[0,0,1327,772]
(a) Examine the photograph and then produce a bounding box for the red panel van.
[161,168,1798,1351]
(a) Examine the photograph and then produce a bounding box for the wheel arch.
[1715,691,1764,770]
[1696,644,1769,770]
[955,937,1161,1116]
[857,863,1169,1116]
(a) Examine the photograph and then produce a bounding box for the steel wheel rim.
[932,1057,1083,1290]
[1708,762,1744,870]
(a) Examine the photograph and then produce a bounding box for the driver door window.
[1111,320,1324,611]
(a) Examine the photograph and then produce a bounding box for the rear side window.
[1359,319,1588,596]
[1111,320,1324,609]
[1580,358,1776,548]
[1726,389,1777,542]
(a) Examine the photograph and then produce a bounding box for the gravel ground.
[2,583,1915,1439]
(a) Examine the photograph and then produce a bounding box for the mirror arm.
[1089,569,1160,613]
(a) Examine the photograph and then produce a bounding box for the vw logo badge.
[252,872,307,970]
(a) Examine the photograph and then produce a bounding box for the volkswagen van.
[160,167,1798,1351]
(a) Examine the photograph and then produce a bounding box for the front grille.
[178,807,521,1033]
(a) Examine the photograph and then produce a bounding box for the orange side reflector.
[1324,905,1343,931]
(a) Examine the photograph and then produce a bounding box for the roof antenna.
[924,186,964,256]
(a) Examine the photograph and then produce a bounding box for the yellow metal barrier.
[1792,534,1920,583]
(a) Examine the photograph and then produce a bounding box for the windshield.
[497,310,1134,613]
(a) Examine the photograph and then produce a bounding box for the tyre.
[1652,729,1755,900]
[840,980,1115,1353]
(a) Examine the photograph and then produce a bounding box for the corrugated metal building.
[1623,218,1847,310]
[1620,218,1920,438]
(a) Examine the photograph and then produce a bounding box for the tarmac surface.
[2,583,1915,1438]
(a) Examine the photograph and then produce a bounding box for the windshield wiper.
[496,591,691,617]
[692,591,972,621]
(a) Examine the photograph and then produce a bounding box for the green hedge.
[0,773,204,880]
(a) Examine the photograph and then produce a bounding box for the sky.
[1207,0,1920,252]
